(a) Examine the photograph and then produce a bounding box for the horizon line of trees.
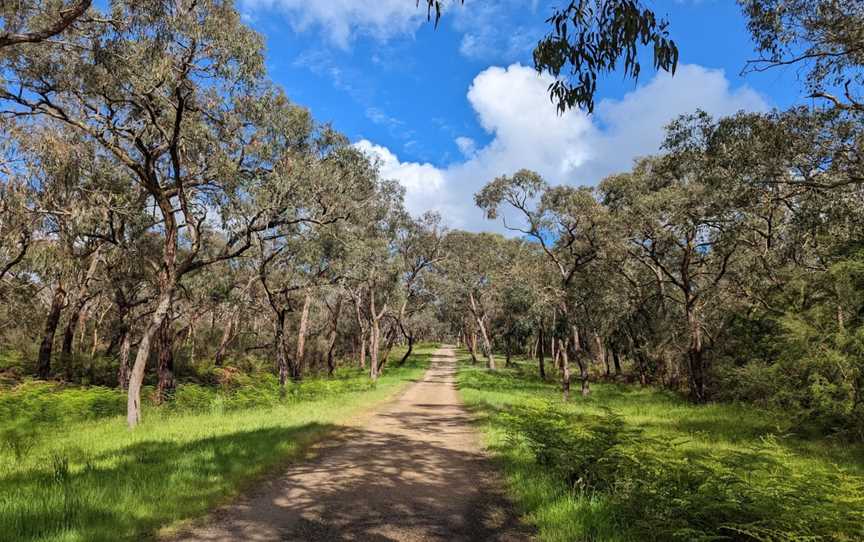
[2,0,863,440]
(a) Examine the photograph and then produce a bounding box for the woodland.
[1,1,864,541]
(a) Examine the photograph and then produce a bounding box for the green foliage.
[535,0,678,113]
[0,381,125,428]
[459,358,864,542]
[167,371,379,414]
[716,248,864,440]
[0,346,433,542]
[504,401,640,491]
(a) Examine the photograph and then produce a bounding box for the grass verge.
[456,353,864,542]
[0,345,434,542]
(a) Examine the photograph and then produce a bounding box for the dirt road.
[173,346,532,542]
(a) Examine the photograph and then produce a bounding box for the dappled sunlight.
[174,346,531,542]
[456,355,864,541]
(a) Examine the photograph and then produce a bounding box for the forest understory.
[3,1,864,541]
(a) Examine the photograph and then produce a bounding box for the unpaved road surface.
[173,346,533,542]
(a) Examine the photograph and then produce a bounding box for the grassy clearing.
[456,353,864,542]
[0,345,434,542]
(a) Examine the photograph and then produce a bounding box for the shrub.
[503,400,642,491]
[0,381,125,429]
[504,402,864,541]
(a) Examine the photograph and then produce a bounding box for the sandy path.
[173,346,533,542]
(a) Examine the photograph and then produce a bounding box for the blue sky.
[237,0,808,229]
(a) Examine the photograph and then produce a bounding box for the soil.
[171,346,533,541]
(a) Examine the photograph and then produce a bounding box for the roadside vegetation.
[3,1,864,540]
[0,345,434,542]
[457,354,864,542]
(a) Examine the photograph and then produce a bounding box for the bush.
[0,381,125,428]
[504,401,864,541]
[503,400,641,491]
[713,249,864,442]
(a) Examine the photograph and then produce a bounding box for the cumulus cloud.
[354,140,451,218]
[357,63,769,230]
[240,0,424,47]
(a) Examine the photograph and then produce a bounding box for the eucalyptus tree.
[491,238,539,366]
[392,211,444,364]
[208,266,258,368]
[254,143,378,387]
[741,0,864,112]
[600,153,749,403]
[0,121,37,285]
[422,0,678,113]
[4,122,124,379]
[440,231,509,370]
[343,179,406,380]
[525,261,562,380]
[0,0,91,48]
[477,170,611,397]
[1,0,385,426]
[257,230,330,387]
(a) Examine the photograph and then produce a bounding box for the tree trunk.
[378,324,398,373]
[537,327,546,380]
[214,312,237,367]
[369,317,380,380]
[636,352,648,386]
[591,332,612,378]
[36,282,66,379]
[558,337,570,401]
[465,325,478,364]
[155,317,175,404]
[573,325,590,396]
[612,349,622,377]
[631,333,648,386]
[127,289,173,428]
[469,292,495,370]
[354,295,367,369]
[686,306,706,403]
[398,334,414,366]
[326,331,338,376]
[118,329,131,391]
[61,298,87,377]
[182,319,194,367]
[505,335,512,367]
[290,290,312,381]
[358,330,367,369]
[90,304,110,359]
[603,349,611,378]
[275,310,289,391]
[326,296,342,376]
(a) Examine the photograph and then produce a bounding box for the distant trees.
[471,105,864,436]
[0,0,445,429]
[2,0,863,444]
[476,170,611,398]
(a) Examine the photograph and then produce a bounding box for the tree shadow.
[0,423,336,542]
[170,354,533,542]
[170,424,532,542]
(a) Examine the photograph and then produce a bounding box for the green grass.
[0,345,435,542]
[456,353,864,542]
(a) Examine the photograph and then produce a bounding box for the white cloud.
[455,136,477,157]
[357,63,768,231]
[451,0,544,61]
[354,140,450,218]
[240,0,424,48]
